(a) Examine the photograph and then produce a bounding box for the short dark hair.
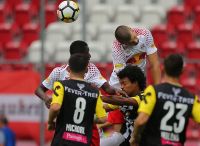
[0,115,8,125]
[69,54,89,73]
[164,54,183,77]
[69,40,89,55]
[115,25,131,43]
[117,65,146,90]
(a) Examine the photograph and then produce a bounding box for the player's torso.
[141,83,195,145]
[54,80,99,146]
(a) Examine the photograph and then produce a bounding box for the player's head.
[117,65,146,96]
[0,115,8,127]
[164,54,183,78]
[115,25,139,46]
[69,40,91,59]
[68,54,89,74]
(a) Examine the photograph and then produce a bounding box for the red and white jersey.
[109,27,157,88]
[42,63,107,90]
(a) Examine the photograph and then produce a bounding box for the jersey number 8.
[73,97,86,124]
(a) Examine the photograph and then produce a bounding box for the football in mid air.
[57,1,80,23]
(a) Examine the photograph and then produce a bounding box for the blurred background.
[0,0,200,145]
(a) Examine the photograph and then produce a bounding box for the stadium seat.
[160,41,179,58]
[193,6,200,33]
[105,0,127,6]
[184,0,200,15]
[151,24,168,48]
[0,4,11,23]
[132,0,152,7]
[3,41,26,60]
[87,41,107,62]
[115,5,140,24]
[97,24,117,46]
[54,41,71,63]
[167,6,186,33]
[6,0,22,9]
[28,40,54,63]
[46,22,74,40]
[45,4,57,26]
[140,5,165,29]
[71,23,97,41]
[22,23,40,45]
[176,23,194,49]
[89,4,113,25]
[0,23,13,45]
[15,3,37,27]
[186,41,200,59]
[156,0,179,11]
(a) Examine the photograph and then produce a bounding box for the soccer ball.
[57,1,80,23]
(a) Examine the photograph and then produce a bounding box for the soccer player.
[35,40,118,146]
[131,54,200,146]
[100,65,146,146]
[48,54,107,146]
[109,25,161,89]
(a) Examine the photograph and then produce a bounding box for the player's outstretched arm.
[35,85,52,108]
[101,95,139,107]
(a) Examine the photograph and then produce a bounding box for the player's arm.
[191,95,200,123]
[130,85,156,145]
[35,68,59,108]
[94,93,107,124]
[145,29,161,85]
[35,85,51,107]
[147,52,161,85]
[101,95,140,108]
[48,81,64,130]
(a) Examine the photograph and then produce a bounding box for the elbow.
[50,104,61,112]
[98,117,107,124]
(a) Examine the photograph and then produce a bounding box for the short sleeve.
[95,93,107,118]
[191,95,200,123]
[144,29,157,55]
[42,67,62,90]
[85,63,107,88]
[51,81,64,106]
[138,85,156,115]
[112,41,126,73]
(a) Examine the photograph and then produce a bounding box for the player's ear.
[67,66,71,73]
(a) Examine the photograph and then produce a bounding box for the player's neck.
[69,73,85,81]
[163,75,181,87]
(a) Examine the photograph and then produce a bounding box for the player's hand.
[47,121,56,131]
[115,89,129,97]
[44,97,52,109]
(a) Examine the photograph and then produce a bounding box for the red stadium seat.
[3,41,27,60]
[187,41,200,59]
[0,23,13,45]
[15,3,37,27]
[45,4,57,26]
[184,0,200,14]
[167,6,186,33]
[22,23,40,45]
[193,6,200,33]
[0,4,11,23]
[6,0,22,9]
[151,24,168,48]
[176,23,194,49]
[160,41,179,58]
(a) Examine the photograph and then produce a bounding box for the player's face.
[119,77,139,96]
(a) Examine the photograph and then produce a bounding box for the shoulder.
[112,40,122,50]
[88,63,100,72]
[51,65,67,74]
[133,27,151,36]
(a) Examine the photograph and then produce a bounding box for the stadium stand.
[0,0,200,145]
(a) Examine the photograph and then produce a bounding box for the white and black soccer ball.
[57,1,80,23]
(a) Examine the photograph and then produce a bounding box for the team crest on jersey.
[172,87,181,96]
[77,83,85,90]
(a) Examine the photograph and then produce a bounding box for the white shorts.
[100,132,125,146]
